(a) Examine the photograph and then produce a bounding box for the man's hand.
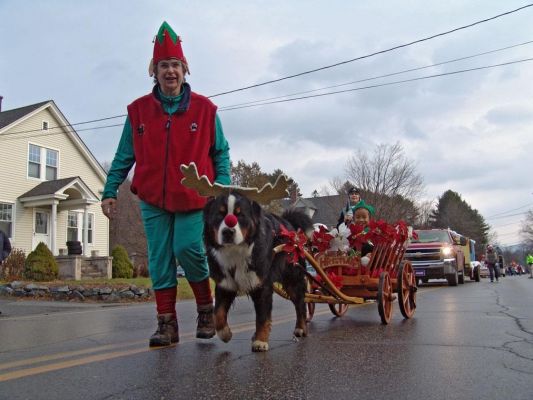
[101,198,117,219]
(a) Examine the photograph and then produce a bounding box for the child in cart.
[341,200,375,275]
[352,200,375,259]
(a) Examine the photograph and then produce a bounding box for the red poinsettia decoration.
[347,223,371,251]
[278,225,308,264]
[315,271,343,289]
[311,225,334,253]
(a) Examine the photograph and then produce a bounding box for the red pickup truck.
[403,229,467,286]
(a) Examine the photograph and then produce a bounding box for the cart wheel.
[305,278,316,322]
[474,267,480,282]
[378,271,393,324]
[397,262,417,319]
[328,303,349,317]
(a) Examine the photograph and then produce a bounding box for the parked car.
[176,265,185,277]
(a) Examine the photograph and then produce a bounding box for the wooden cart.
[274,234,417,324]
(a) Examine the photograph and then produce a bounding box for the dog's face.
[204,192,262,246]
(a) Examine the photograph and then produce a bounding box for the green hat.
[352,200,375,216]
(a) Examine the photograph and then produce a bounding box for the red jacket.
[128,88,217,212]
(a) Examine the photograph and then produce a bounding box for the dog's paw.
[217,326,232,343]
[293,328,307,337]
[251,340,269,352]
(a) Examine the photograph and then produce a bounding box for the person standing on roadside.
[526,253,533,278]
[0,228,12,315]
[101,21,231,347]
[0,228,11,266]
[485,245,499,283]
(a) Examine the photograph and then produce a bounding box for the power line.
[487,211,529,220]
[218,57,533,111]
[207,3,533,98]
[4,39,533,138]
[497,231,521,237]
[1,114,127,137]
[3,56,533,141]
[486,202,533,218]
[216,40,533,110]
[0,123,124,142]
[492,221,524,229]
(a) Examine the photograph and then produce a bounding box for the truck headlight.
[442,246,453,257]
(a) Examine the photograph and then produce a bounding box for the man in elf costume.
[101,21,231,346]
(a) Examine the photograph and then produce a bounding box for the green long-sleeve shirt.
[102,88,231,200]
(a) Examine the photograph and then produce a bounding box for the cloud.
[484,105,533,126]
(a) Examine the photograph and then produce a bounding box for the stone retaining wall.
[0,281,153,302]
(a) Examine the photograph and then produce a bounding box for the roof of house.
[18,177,82,198]
[283,194,348,227]
[0,101,50,129]
[0,100,107,183]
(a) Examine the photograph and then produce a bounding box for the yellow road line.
[0,289,441,382]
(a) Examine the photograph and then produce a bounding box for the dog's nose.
[222,228,235,243]
[224,214,238,228]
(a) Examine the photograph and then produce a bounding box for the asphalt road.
[0,276,532,400]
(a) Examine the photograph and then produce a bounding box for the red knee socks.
[188,278,213,306]
[154,286,177,318]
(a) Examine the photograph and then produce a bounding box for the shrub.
[24,242,59,281]
[1,248,26,281]
[112,245,134,278]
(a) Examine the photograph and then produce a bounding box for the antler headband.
[180,162,292,204]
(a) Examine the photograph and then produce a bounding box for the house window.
[67,211,78,242]
[28,144,59,181]
[45,149,58,180]
[67,211,94,245]
[42,121,49,131]
[28,144,41,178]
[0,203,13,238]
[83,214,94,244]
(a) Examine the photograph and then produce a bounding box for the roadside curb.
[0,281,153,302]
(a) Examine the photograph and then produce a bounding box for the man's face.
[349,193,360,203]
[156,58,185,95]
[354,208,370,226]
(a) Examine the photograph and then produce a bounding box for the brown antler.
[180,162,292,204]
[242,174,292,204]
[180,163,228,197]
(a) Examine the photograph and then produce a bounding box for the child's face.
[354,208,370,226]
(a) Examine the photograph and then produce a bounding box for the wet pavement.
[0,276,532,399]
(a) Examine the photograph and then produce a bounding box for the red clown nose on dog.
[224,214,238,228]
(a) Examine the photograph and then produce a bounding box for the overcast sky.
[1,0,532,247]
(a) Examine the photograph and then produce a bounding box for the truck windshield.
[412,230,451,244]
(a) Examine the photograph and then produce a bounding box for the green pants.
[140,201,209,290]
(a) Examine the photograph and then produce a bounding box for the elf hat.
[353,200,375,216]
[148,21,189,77]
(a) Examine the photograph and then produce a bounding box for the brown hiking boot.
[149,313,179,347]
[196,304,215,339]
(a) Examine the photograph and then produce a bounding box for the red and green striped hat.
[149,21,189,76]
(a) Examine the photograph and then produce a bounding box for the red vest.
[128,90,217,212]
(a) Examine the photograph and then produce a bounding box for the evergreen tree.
[430,190,490,256]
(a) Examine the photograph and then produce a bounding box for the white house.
[0,100,109,257]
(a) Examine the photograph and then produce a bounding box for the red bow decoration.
[279,225,308,264]
[315,271,343,289]
[311,225,334,253]
[347,223,371,251]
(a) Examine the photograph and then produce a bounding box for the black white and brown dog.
[203,191,314,352]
